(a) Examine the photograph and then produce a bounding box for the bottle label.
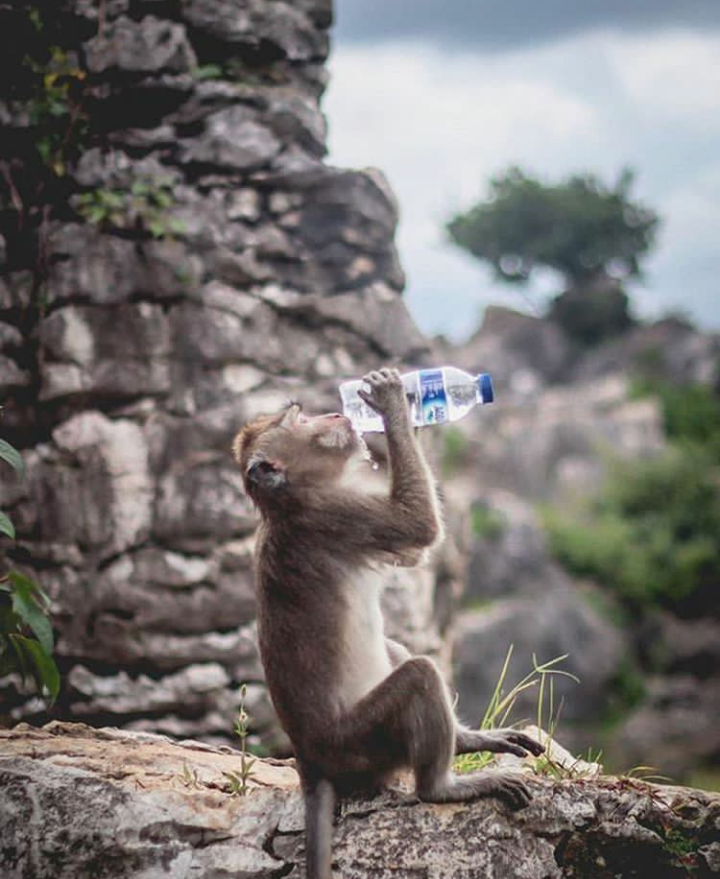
[419,368,447,425]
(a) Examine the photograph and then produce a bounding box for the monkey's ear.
[246,457,287,494]
[279,402,301,428]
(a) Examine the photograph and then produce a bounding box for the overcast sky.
[324,1,720,341]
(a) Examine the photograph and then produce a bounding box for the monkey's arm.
[357,368,443,549]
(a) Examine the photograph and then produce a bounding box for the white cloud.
[608,32,720,118]
[324,31,720,340]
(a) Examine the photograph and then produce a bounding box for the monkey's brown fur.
[233,368,543,879]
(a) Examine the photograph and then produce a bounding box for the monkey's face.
[233,403,362,505]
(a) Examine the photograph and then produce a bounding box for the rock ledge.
[1,722,719,878]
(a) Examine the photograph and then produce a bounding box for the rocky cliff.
[448,306,720,777]
[2,722,719,879]
[0,0,456,746]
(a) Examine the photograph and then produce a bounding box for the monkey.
[233,367,543,879]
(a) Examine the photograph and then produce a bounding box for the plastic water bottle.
[339,367,494,433]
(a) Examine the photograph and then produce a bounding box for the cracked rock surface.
[1,722,719,878]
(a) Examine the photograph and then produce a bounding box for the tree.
[447,167,660,345]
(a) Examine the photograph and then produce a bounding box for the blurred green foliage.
[631,378,720,459]
[545,379,720,614]
[0,571,60,704]
[470,502,505,541]
[601,657,647,729]
[441,425,469,477]
[6,7,90,178]
[548,285,635,347]
[447,166,659,345]
[0,436,60,704]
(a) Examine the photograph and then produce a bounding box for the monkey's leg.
[384,644,542,760]
[342,657,532,810]
[299,768,336,879]
[455,727,545,758]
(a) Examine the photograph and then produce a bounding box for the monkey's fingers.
[487,730,546,758]
[475,771,533,810]
[507,732,545,757]
[357,388,383,414]
[363,368,402,387]
[505,743,533,759]
[494,775,532,810]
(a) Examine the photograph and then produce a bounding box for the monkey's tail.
[302,774,336,879]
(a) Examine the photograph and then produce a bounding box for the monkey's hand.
[472,729,545,759]
[357,368,409,427]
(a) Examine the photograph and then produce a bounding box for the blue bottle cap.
[477,373,494,404]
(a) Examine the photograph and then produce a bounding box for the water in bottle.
[339,367,494,433]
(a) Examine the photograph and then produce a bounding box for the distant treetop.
[446,167,660,289]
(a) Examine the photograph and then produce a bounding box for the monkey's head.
[233,402,362,507]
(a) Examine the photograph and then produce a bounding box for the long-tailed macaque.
[233,368,543,879]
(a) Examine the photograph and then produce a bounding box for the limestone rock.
[0,271,32,310]
[46,224,201,306]
[72,150,182,190]
[168,299,281,366]
[465,492,553,603]
[453,585,626,725]
[457,305,574,394]
[457,374,665,501]
[0,354,30,392]
[611,675,720,778]
[179,106,282,171]
[11,412,153,560]
[68,663,231,716]
[1,723,718,879]
[84,16,197,74]
[577,317,720,386]
[181,0,329,62]
[153,456,253,544]
[40,304,171,400]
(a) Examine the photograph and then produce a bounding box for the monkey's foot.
[419,770,533,810]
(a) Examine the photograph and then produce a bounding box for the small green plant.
[28,47,88,177]
[529,673,604,781]
[75,188,125,227]
[15,7,91,179]
[223,684,256,797]
[454,645,580,776]
[0,435,60,704]
[76,178,186,240]
[0,571,60,704]
[191,64,224,81]
[661,828,698,860]
[181,760,200,789]
[621,764,673,784]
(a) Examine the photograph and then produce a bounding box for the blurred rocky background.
[1,0,719,797]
